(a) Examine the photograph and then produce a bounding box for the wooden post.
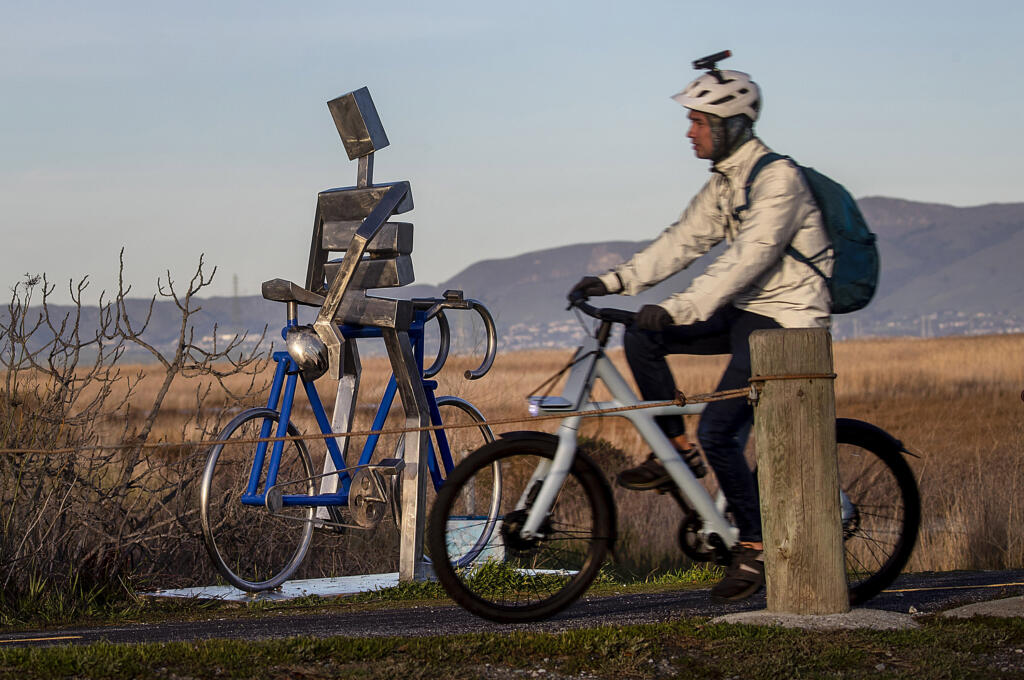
[750,328,848,614]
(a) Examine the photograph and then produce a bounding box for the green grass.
[0,575,148,629]
[2,616,1024,679]
[4,567,1024,679]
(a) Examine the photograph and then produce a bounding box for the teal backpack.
[738,153,879,314]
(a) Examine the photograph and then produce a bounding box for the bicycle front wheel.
[427,434,615,623]
[200,408,316,591]
[837,418,921,604]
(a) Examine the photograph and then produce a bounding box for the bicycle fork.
[516,416,581,540]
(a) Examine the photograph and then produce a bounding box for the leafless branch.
[1,253,274,605]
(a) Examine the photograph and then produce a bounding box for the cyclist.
[569,62,832,601]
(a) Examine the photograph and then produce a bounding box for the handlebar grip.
[568,290,588,306]
[568,297,636,326]
[464,299,497,380]
[421,309,451,379]
[596,307,637,326]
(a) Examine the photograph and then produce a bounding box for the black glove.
[568,276,608,301]
[636,304,673,331]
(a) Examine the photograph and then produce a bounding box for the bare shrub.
[0,254,268,614]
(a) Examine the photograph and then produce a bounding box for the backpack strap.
[732,152,789,222]
[784,244,829,281]
[733,152,829,283]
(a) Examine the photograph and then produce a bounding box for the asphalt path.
[3,570,1023,648]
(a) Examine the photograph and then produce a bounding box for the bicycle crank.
[349,468,389,529]
[678,514,715,562]
[677,513,733,565]
[500,508,552,552]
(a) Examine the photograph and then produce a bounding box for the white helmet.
[671,70,761,122]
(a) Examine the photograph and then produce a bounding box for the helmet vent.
[710,95,736,106]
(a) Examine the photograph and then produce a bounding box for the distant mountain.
[857,198,1024,319]
[425,196,1024,345]
[14,197,1024,357]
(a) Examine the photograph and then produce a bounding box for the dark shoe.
[711,546,765,602]
[616,448,707,491]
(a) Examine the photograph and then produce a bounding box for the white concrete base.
[145,573,402,602]
[942,595,1024,619]
[711,608,919,631]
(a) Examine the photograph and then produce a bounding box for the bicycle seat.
[532,396,575,410]
[261,279,325,307]
[261,277,413,330]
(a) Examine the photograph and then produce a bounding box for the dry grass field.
[110,332,1024,579]
[4,332,1023,595]
[431,334,1024,576]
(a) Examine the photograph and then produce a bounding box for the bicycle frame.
[522,334,740,548]
[240,309,458,510]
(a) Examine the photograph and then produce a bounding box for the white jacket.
[598,138,832,328]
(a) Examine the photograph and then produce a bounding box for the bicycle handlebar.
[464,299,498,380]
[421,309,451,379]
[416,291,498,381]
[567,292,637,326]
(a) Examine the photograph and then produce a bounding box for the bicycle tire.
[836,418,920,604]
[392,397,500,566]
[427,433,615,623]
[200,408,316,591]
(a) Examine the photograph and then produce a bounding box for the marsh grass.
[133,332,1024,578]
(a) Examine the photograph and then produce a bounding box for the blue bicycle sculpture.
[199,292,501,592]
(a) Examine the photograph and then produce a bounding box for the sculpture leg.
[382,327,432,581]
[316,339,361,521]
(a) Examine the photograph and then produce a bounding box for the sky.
[2,0,1022,305]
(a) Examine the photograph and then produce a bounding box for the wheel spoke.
[837,420,920,603]
[428,437,612,622]
[200,410,315,591]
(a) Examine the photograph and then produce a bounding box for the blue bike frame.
[240,309,457,509]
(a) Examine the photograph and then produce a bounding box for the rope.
[749,373,837,383]
[0,372,836,456]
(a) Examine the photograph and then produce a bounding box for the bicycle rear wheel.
[200,408,316,591]
[427,434,615,623]
[836,418,920,604]
[393,396,499,566]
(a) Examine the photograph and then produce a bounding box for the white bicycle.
[426,297,920,622]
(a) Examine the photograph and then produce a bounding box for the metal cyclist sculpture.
[200,88,499,590]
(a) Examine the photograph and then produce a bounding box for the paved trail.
[2,570,1023,648]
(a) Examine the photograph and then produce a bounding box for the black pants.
[623,305,781,543]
